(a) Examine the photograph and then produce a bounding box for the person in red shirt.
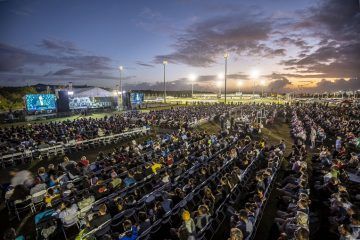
[79,156,90,167]
[167,154,174,166]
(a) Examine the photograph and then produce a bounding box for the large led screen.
[130,92,144,105]
[69,97,113,109]
[26,94,57,111]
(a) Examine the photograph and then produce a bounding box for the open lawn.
[166,98,286,105]
[0,99,286,127]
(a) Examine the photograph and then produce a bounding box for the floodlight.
[250,68,260,79]
[189,74,197,82]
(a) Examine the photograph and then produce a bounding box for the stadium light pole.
[217,73,224,99]
[250,68,260,99]
[260,80,266,98]
[237,80,243,93]
[216,80,222,97]
[237,80,243,100]
[118,66,123,110]
[189,74,197,98]
[163,60,168,103]
[224,53,229,104]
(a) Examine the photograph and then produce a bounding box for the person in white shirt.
[58,200,79,225]
[10,170,34,188]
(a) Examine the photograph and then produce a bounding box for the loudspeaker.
[57,90,70,112]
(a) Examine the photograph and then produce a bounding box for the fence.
[188,116,213,128]
[0,126,150,168]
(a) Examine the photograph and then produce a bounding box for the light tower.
[163,60,168,103]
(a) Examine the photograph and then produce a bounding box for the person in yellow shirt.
[151,161,163,174]
[259,139,265,149]
[44,188,60,207]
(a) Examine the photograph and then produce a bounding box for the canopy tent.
[72,87,113,98]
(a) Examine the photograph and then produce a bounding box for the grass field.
[166,98,286,105]
[0,99,285,127]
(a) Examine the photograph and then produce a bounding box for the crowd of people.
[0,105,237,156]
[274,119,311,240]
[228,145,284,240]
[2,102,358,240]
[291,104,360,240]
[3,121,258,240]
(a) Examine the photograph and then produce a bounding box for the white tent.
[73,87,113,98]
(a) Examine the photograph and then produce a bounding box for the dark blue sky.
[0,0,359,92]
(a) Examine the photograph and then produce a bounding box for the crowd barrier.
[189,116,213,128]
[0,126,150,168]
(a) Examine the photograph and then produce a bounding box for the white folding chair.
[14,196,36,220]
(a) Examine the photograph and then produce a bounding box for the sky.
[0,0,359,93]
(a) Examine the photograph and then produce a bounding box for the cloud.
[124,79,196,91]
[281,0,360,78]
[44,68,75,76]
[174,72,250,84]
[136,7,179,34]
[38,39,80,55]
[0,41,118,86]
[296,0,360,41]
[282,41,360,78]
[313,78,360,92]
[10,9,33,16]
[0,70,135,87]
[274,37,311,51]
[266,77,292,93]
[135,61,155,68]
[0,42,53,71]
[123,72,252,92]
[0,42,113,73]
[153,9,283,67]
[54,68,75,76]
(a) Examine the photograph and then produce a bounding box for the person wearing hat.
[178,210,196,240]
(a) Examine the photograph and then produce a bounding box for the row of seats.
[296,105,360,239]
[0,127,149,168]
[227,145,283,240]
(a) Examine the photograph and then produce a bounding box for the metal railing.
[0,126,150,168]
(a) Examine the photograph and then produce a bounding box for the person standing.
[310,127,316,149]
[335,136,342,152]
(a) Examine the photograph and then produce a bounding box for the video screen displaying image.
[26,94,56,111]
[130,92,144,105]
[69,97,113,109]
